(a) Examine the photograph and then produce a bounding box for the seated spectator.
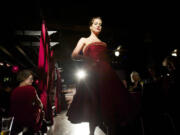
[161,56,180,134]
[10,69,44,134]
[128,71,143,92]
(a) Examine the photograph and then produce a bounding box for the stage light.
[171,52,177,57]
[75,69,87,80]
[114,51,120,57]
[0,62,4,66]
[171,49,179,57]
[35,79,39,85]
[12,65,19,73]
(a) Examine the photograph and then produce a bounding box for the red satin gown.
[67,42,139,125]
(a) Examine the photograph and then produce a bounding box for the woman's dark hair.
[16,69,34,82]
[89,16,102,26]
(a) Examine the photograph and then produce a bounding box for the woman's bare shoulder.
[77,37,87,44]
[78,37,89,45]
[79,37,87,41]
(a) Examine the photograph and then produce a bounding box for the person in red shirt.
[10,69,43,134]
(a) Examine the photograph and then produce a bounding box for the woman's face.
[24,75,33,86]
[132,74,140,82]
[90,18,102,34]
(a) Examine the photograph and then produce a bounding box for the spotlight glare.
[76,69,87,79]
[171,52,177,57]
[0,62,4,66]
[12,65,19,73]
[114,51,120,57]
[35,79,39,85]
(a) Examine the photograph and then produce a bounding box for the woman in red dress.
[67,17,139,135]
[10,69,43,134]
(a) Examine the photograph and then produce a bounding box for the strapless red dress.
[67,42,139,125]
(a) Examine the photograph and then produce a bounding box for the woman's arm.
[35,93,43,109]
[71,37,94,63]
[32,90,43,109]
[71,37,86,60]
